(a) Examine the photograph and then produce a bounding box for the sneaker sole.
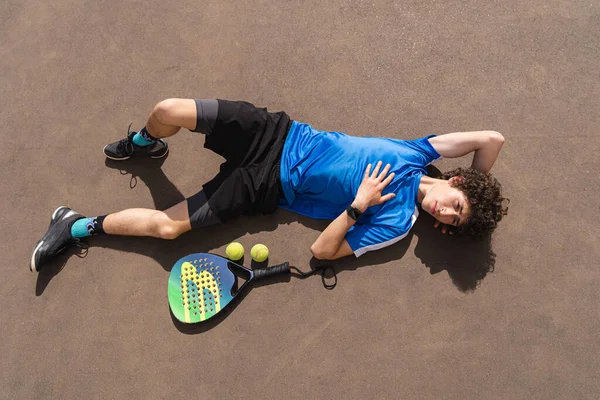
[104,154,132,161]
[33,206,67,271]
[52,205,69,221]
[150,147,169,159]
[102,145,168,160]
[30,240,44,272]
[31,206,78,273]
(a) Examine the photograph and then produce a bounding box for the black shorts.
[198,100,291,223]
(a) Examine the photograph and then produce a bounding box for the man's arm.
[427,130,505,173]
[309,214,357,260]
[311,161,395,260]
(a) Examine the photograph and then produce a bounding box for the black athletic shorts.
[199,100,291,223]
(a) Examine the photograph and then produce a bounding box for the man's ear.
[449,176,465,186]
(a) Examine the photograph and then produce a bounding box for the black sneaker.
[30,206,85,272]
[103,124,169,160]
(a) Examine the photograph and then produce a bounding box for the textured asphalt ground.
[1,1,599,399]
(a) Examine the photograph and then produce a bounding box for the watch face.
[347,206,359,220]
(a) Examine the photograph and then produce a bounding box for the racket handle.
[253,262,290,280]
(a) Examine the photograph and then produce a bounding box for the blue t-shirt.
[279,121,441,257]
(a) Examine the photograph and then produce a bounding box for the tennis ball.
[250,244,269,262]
[225,242,244,261]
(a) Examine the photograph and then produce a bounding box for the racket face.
[168,253,248,323]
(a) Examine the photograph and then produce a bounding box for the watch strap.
[346,205,363,221]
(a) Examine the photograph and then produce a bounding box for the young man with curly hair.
[30,99,508,272]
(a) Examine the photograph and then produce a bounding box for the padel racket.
[168,253,336,323]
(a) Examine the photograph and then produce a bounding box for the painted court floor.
[1,1,598,398]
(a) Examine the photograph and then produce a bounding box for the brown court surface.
[1,1,599,399]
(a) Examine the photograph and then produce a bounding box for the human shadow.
[104,156,185,210]
[298,164,496,293]
[411,164,496,292]
[411,213,496,292]
[35,160,496,306]
[300,214,495,294]
[169,212,495,333]
[96,157,340,274]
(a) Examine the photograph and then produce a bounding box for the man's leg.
[102,200,192,238]
[30,190,223,273]
[99,98,220,236]
[78,186,218,240]
[30,201,189,272]
[103,98,203,160]
[143,98,198,139]
[31,98,224,272]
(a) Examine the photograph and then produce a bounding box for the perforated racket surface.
[168,253,290,323]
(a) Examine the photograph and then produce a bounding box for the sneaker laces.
[129,174,138,189]
[115,138,134,156]
[115,123,136,156]
[117,166,138,189]
[74,239,89,258]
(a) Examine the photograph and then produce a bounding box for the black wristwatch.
[346,205,363,221]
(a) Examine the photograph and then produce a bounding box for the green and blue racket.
[168,253,335,323]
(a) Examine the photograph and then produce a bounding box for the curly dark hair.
[441,167,509,237]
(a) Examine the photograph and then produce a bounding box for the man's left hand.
[353,161,396,211]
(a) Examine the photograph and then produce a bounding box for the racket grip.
[253,262,290,280]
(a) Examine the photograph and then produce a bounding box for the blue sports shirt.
[279,121,442,257]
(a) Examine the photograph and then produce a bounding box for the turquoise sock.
[71,218,92,238]
[132,128,156,147]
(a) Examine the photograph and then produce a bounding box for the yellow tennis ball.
[250,244,269,262]
[225,242,244,261]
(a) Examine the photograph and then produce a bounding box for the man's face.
[422,177,471,227]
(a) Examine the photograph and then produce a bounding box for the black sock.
[139,127,158,142]
[93,215,107,235]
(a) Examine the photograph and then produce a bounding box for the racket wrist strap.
[253,262,291,280]
[290,265,337,290]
